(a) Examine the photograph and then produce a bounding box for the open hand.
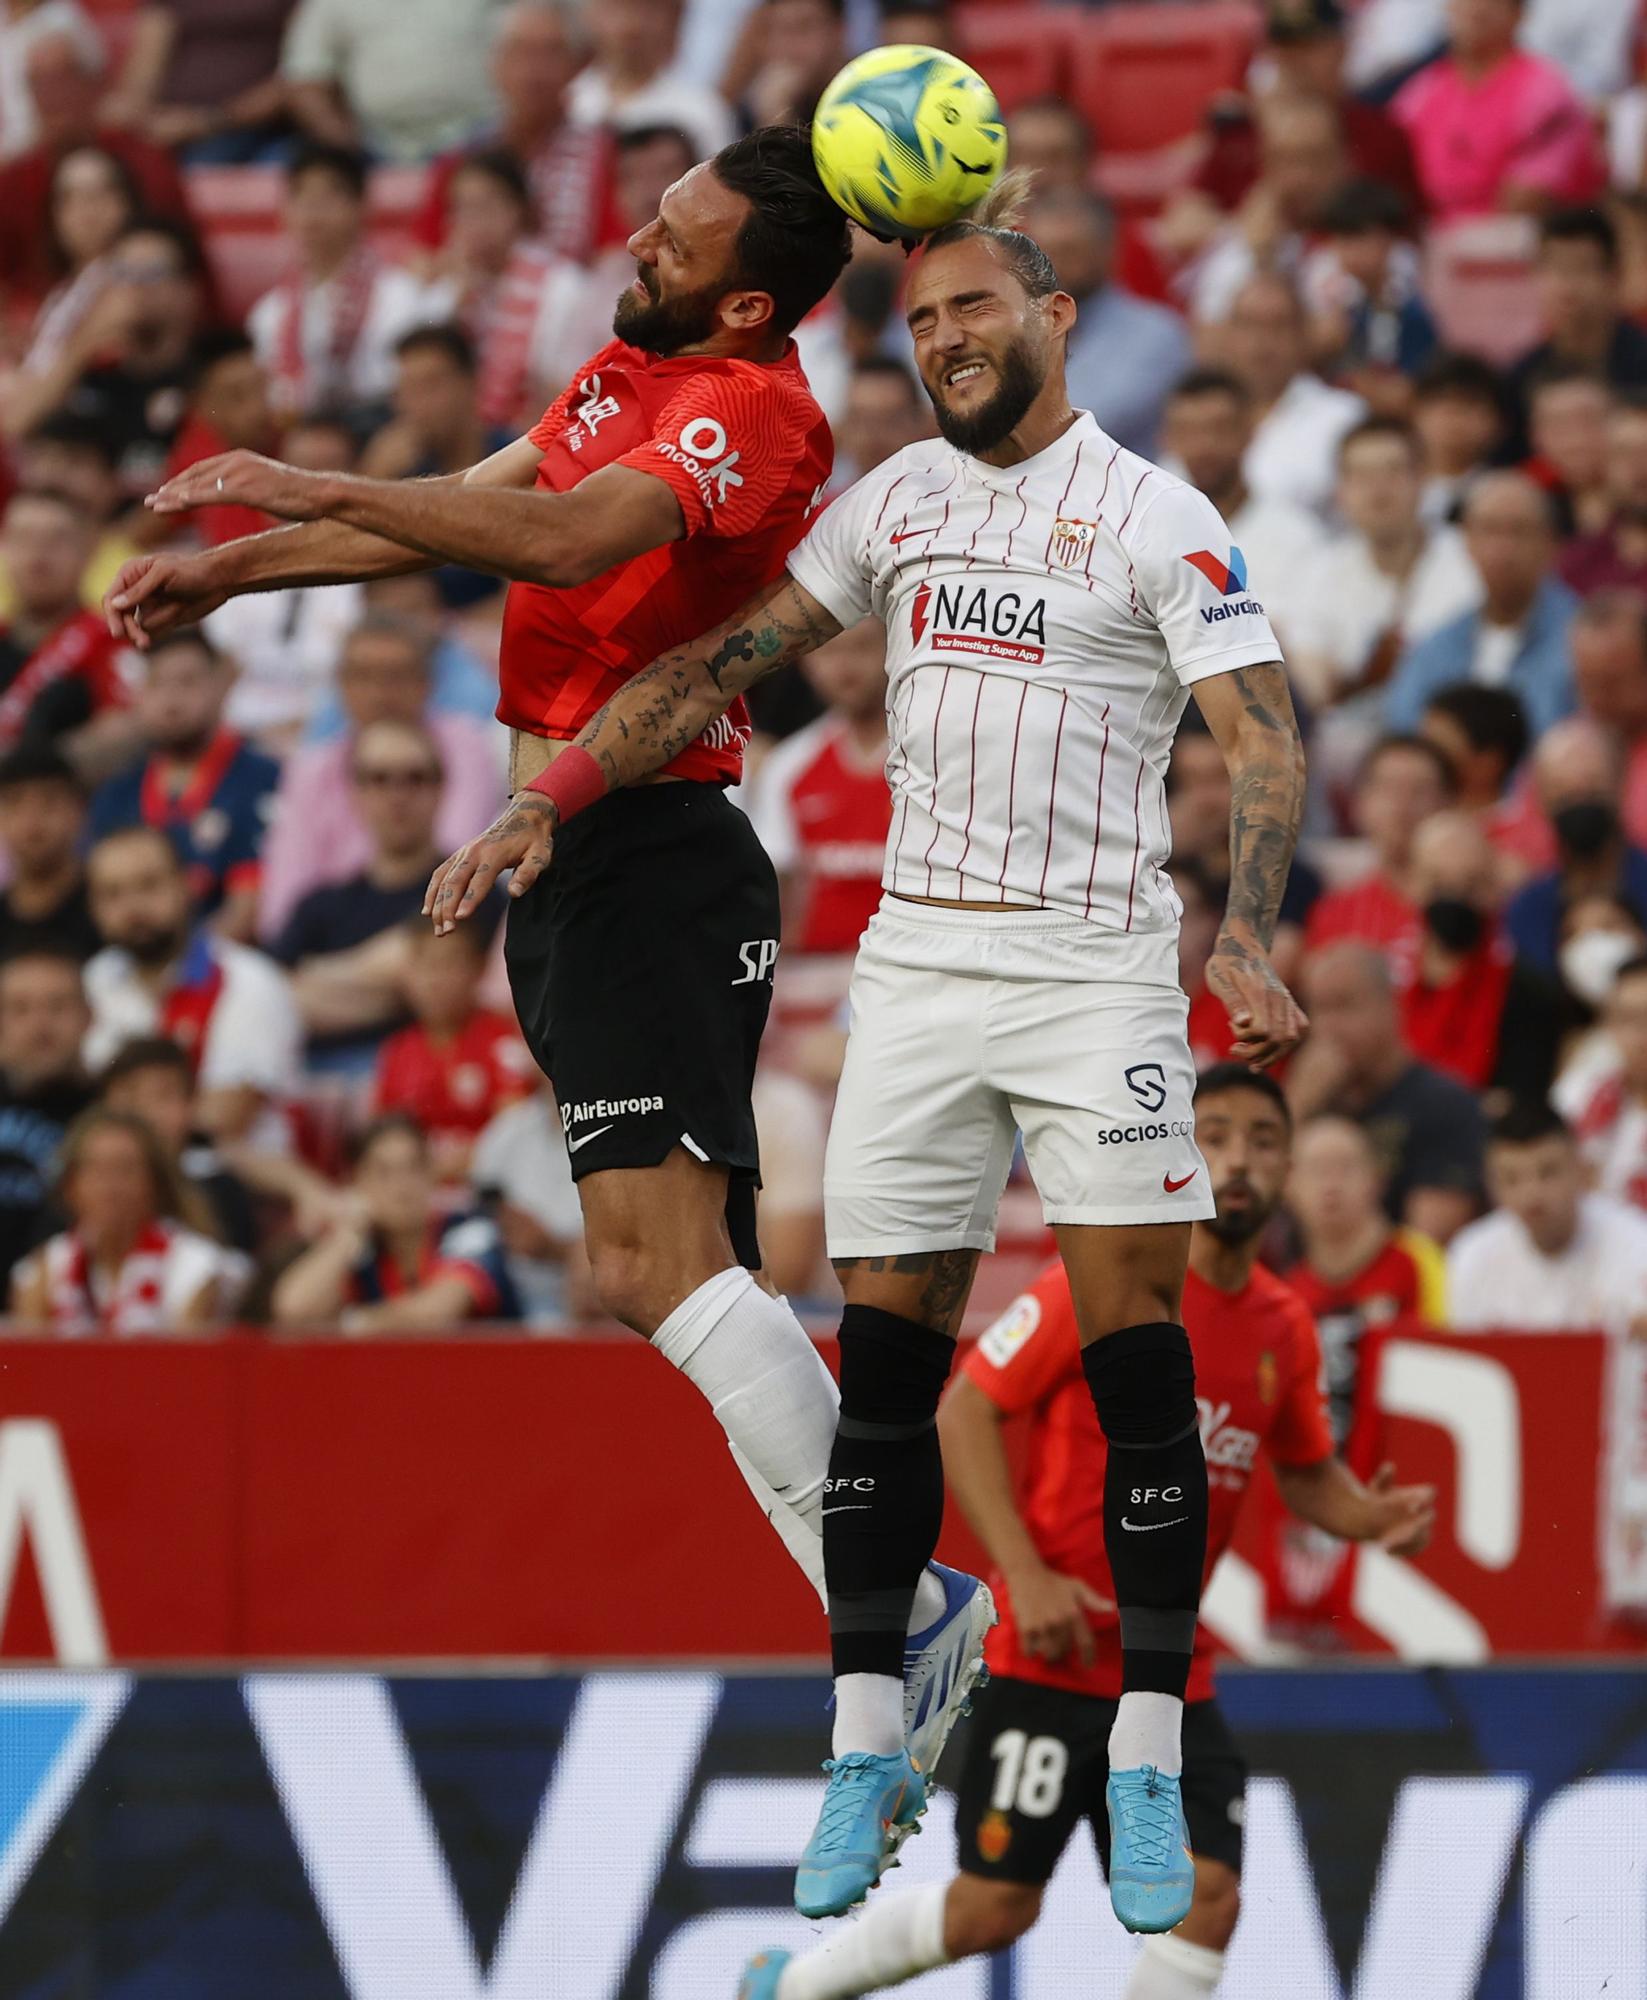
[1205,930,1308,1071]
[425,794,557,934]
[147,450,328,521]
[1365,1462,1437,1557]
[103,550,228,647]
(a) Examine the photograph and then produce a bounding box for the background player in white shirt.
[430,186,1309,1937]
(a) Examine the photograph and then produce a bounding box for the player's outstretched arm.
[1275,1456,1437,1557]
[1192,662,1310,1072]
[424,576,842,933]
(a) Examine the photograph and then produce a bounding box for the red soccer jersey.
[498,338,833,784]
[753,714,891,953]
[962,1259,1333,1702]
[372,1011,537,1147]
[0,610,137,750]
[1304,872,1418,955]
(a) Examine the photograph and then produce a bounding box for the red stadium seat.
[953,8,1068,113]
[1423,215,1544,366]
[1070,2,1259,158]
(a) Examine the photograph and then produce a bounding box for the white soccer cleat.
[902,1561,998,1784]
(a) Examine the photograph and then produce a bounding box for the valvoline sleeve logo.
[1182,547,1249,596]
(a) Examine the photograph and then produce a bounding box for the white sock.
[657,1272,945,1631]
[777,1881,950,2000]
[832,1673,905,1757]
[1109,1692,1184,1777]
[1124,1932,1226,2000]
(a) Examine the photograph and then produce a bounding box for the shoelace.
[1111,1766,1180,1870]
[813,1756,899,1847]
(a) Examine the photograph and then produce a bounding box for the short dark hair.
[288,140,369,201]
[1614,950,1647,991]
[0,742,84,797]
[22,412,119,471]
[99,1035,192,1093]
[394,322,478,375]
[710,124,853,335]
[616,122,696,165]
[1195,1061,1292,1127]
[1540,204,1619,269]
[47,144,140,276]
[1338,412,1421,466]
[5,483,93,531]
[1526,356,1611,403]
[1360,730,1458,795]
[1010,95,1093,151]
[922,210,1060,304]
[850,353,922,402]
[187,325,257,392]
[1423,682,1530,776]
[1168,365,1250,409]
[0,945,87,988]
[350,1110,429,1169]
[115,211,209,278]
[1319,175,1410,238]
[1488,1099,1572,1148]
[146,629,225,671]
[1413,351,1506,411]
[450,146,533,216]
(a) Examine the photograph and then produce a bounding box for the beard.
[1200,1181,1275,1246]
[611,264,723,356]
[122,921,186,969]
[930,337,1046,455]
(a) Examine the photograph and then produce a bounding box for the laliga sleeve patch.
[979,1291,1041,1369]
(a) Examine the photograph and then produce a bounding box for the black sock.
[1082,1322,1208,1699]
[825,1305,955,1680]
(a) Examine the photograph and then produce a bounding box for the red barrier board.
[0,1326,1641,1663]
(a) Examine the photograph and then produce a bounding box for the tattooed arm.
[1191,661,1310,1070]
[424,577,843,929]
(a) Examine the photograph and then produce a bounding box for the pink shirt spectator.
[258,714,502,941]
[1393,49,1602,222]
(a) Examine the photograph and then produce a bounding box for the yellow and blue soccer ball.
[812,44,1008,243]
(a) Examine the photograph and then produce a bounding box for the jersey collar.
[957,409,1105,491]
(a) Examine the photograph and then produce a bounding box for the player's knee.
[1188,1864,1240,1950]
[585,1241,671,1335]
[944,1876,1043,1956]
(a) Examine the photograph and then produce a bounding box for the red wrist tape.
[523,745,607,825]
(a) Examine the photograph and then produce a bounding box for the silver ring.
[216,477,224,494]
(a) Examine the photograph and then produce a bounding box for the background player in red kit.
[735,1064,1435,2000]
[101,130,991,1748]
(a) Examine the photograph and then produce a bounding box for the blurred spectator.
[1447,1100,1647,1331]
[1178,856,1234,1068]
[749,617,889,957]
[0,947,91,1285]
[566,0,735,161]
[1308,178,1438,406]
[1159,367,1327,649]
[1399,807,1559,1099]
[206,415,365,752]
[247,143,432,422]
[11,1104,240,1329]
[1571,593,1647,849]
[270,717,499,1069]
[0,487,140,775]
[1223,272,1367,519]
[1522,364,1612,537]
[1568,954,1647,1207]
[1293,940,1487,1241]
[469,1080,587,1322]
[1412,351,1508,524]
[1288,416,1478,710]
[1419,682,1529,843]
[0,26,191,309]
[736,0,846,130]
[1559,396,1647,598]
[832,356,931,490]
[1550,890,1647,1102]
[272,1112,520,1328]
[98,1034,257,1252]
[83,824,301,1145]
[570,121,698,359]
[1391,0,1601,222]
[0,143,140,442]
[105,1,293,162]
[7,415,138,612]
[0,0,101,160]
[1384,471,1577,732]
[416,2,612,268]
[55,215,208,501]
[1023,186,1190,458]
[258,614,501,936]
[0,743,98,958]
[1508,209,1647,410]
[347,570,500,724]
[1168,711,1321,985]
[1004,95,1171,305]
[1306,732,1456,951]
[1504,718,1647,971]
[752,1066,826,1296]
[414,153,589,426]
[159,330,282,549]
[280,0,504,163]
[1189,93,1353,327]
[86,631,279,939]
[372,922,533,1180]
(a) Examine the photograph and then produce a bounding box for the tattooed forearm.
[1198,663,1306,954]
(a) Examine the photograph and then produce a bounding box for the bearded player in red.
[103,129,996,1765]
[737,1063,1435,2000]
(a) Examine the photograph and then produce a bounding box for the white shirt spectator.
[280,0,505,163]
[1288,523,1481,704]
[1244,372,1368,521]
[248,263,433,416]
[566,61,735,163]
[1227,489,1329,656]
[0,0,100,159]
[1447,1192,1647,1334]
[16,1220,242,1334]
[470,1088,581,1321]
[211,584,366,745]
[1523,0,1637,102]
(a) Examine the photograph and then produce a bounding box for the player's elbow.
[525,541,609,589]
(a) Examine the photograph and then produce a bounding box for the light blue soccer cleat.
[903,1562,998,1781]
[1106,1764,1195,1934]
[737,1950,792,1999]
[795,1749,927,1918]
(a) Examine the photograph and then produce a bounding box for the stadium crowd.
[2,0,1647,1609]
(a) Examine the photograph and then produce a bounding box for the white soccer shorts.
[824,899,1215,1257]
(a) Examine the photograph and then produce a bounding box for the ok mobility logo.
[1182,547,1266,625]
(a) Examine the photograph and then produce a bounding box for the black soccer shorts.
[504,781,781,1269]
[953,1674,1247,1886]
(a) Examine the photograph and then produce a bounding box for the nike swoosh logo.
[1121,1515,1189,1532]
[566,1124,615,1153]
[1163,1169,1199,1193]
[823,1505,872,1517]
[889,529,927,544]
